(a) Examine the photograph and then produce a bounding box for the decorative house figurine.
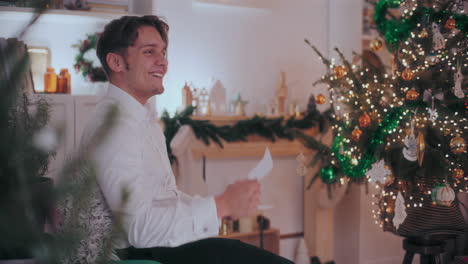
[182,82,193,108]
[199,87,210,115]
[209,78,227,115]
[191,85,200,115]
[267,99,278,116]
[205,99,212,116]
[231,93,248,116]
[276,71,288,115]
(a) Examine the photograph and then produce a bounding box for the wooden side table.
[219,229,280,255]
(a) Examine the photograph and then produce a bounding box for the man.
[82,15,293,264]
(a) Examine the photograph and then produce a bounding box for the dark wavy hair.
[96,15,169,77]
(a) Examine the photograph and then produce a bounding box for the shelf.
[193,0,272,9]
[0,6,125,24]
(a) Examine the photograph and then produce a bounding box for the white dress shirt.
[80,83,219,249]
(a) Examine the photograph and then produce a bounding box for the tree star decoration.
[366,159,391,184]
[393,191,407,230]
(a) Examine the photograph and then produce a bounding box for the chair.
[58,185,164,264]
[402,229,466,264]
[402,237,446,264]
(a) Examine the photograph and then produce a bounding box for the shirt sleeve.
[93,122,219,248]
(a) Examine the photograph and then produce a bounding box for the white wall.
[154,0,328,116]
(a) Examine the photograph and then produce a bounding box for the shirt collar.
[106,83,156,122]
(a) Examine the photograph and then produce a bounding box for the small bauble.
[379,96,389,106]
[425,53,438,65]
[406,89,420,101]
[334,65,346,79]
[384,170,395,186]
[435,184,455,206]
[452,168,464,180]
[359,112,371,128]
[320,165,338,184]
[419,28,429,38]
[402,67,414,81]
[465,100,468,111]
[351,127,363,142]
[450,135,466,154]
[443,127,451,136]
[385,205,393,214]
[445,18,456,30]
[370,38,383,52]
[315,94,326,105]
[431,185,442,204]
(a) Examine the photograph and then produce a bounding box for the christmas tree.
[0,2,122,262]
[307,0,467,236]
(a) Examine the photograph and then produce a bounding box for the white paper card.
[258,204,273,210]
[248,147,273,181]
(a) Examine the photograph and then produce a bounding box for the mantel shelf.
[189,115,318,159]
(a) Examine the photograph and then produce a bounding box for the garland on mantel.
[161,104,332,165]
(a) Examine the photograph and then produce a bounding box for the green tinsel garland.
[374,0,468,50]
[161,106,330,164]
[332,107,405,179]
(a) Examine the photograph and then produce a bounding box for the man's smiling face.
[122,25,168,104]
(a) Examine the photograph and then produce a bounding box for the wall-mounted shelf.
[0,6,124,24]
[192,0,272,9]
[190,115,318,159]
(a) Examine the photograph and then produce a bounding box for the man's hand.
[215,179,260,219]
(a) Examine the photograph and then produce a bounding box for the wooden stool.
[402,237,446,264]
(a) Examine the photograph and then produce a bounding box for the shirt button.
[203,227,208,232]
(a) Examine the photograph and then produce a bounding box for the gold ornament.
[406,89,420,101]
[450,135,466,154]
[359,112,371,128]
[417,131,425,166]
[452,168,464,180]
[445,18,456,30]
[334,65,346,79]
[384,169,395,186]
[351,127,363,142]
[370,38,383,52]
[315,94,326,105]
[386,206,393,214]
[402,67,414,81]
[419,28,429,38]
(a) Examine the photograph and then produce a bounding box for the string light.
[315,0,467,228]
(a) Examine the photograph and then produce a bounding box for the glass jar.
[44,67,57,93]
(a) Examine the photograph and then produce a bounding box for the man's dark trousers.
[116,237,294,264]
